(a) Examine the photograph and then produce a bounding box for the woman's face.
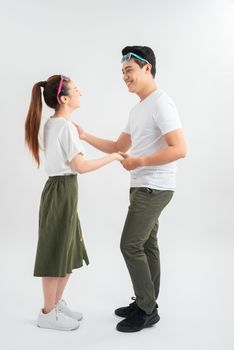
[63,80,82,109]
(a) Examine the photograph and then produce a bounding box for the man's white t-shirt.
[124,89,182,191]
[43,117,84,176]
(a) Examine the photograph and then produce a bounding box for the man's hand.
[72,122,86,140]
[119,153,143,171]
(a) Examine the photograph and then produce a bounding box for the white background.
[0,0,234,349]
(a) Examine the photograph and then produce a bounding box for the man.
[75,45,186,332]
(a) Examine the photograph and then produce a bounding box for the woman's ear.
[60,95,68,104]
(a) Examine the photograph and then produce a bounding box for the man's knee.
[120,238,142,258]
[120,237,128,256]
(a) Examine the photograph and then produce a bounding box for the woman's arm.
[70,152,123,174]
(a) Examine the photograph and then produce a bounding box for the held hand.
[72,122,86,140]
[119,153,143,171]
[113,152,124,161]
[118,152,128,159]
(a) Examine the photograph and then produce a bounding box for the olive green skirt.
[33,175,89,277]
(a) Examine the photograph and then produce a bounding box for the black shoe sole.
[116,314,160,333]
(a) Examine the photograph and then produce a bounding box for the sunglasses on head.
[121,52,150,64]
[57,75,70,104]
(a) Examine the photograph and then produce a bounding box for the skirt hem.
[33,260,89,278]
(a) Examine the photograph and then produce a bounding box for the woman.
[25,74,123,331]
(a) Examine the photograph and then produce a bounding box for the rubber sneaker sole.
[116,314,160,333]
[37,323,80,331]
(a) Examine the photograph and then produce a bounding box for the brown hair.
[25,75,70,167]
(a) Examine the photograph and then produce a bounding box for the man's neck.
[137,81,157,101]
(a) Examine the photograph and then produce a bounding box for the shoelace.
[130,297,158,309]
[59,300,70,314]
[60,299,68,306]
[55,305,66,321]
[129,296,137,307]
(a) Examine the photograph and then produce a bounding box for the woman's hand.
[113,152,124,161]
[72,122,86,140]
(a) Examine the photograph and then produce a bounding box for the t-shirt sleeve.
[153,98,182,135]
[123,117,131,134]
[59,123,84,162]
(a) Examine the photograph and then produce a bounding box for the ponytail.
[25,75,70,167]
[25,81,46,167]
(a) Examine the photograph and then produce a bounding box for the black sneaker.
[115,297,138,318]
[116,305,160,333]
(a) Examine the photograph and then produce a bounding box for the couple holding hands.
[25,45,186,333]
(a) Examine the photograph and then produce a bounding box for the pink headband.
[56,75,70,104]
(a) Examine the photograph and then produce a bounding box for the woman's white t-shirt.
[124,89,182,191]
[42,117,84,176]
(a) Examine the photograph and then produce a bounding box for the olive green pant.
[120,187,174,314]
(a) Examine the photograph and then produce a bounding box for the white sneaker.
[57,299,83,321]
[37,305,80,331]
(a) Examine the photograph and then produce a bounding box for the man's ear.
[146,64,152,74]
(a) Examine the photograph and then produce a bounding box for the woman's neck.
[52,107,72,120]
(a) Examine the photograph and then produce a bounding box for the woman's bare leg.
[42,277,59,313]
[55,273,71,304]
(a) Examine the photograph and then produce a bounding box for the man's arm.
[73,123,132,154]
[121,129,186,170]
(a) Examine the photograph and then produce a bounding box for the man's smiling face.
[122,59,150,94]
